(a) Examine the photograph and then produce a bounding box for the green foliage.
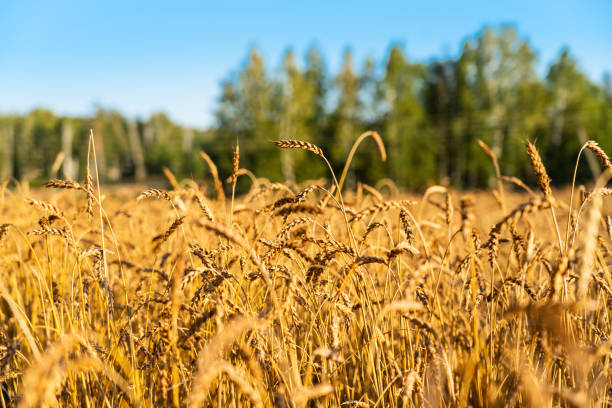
[1,25,610,191]
[211,26,611,190]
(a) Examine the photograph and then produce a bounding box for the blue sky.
[1,1,610,128]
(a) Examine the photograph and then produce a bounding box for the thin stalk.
[565,143,588,252]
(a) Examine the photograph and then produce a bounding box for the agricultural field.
[0,135,611,407]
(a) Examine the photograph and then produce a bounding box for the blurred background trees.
[1,25,610,191]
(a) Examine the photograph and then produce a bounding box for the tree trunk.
[182,128,194,153]
[0,124,14,180]
[279,102,296,184]
[128,120,147,181]
[551,95,567,146]
[143,124,155,147]
[61,119,77,179]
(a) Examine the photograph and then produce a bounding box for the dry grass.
[0,135,610,408]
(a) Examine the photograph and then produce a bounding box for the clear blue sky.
[1,1,610,128]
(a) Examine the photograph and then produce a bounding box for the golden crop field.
[0,134,611,407]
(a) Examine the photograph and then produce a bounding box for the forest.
[1,26,610,190]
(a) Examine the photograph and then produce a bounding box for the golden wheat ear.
[137,188,171,201]
[478,139,506,211]
[526,140,552,201]
[162,166,180,190]
[274,139,325,157]
[44,179,83,190]
[584,140,612,171]
[526,140,564,254]
[199,150,226,202]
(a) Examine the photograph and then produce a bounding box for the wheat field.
[0,133,611,407]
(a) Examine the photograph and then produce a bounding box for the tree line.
[2,26,611,191]
[0,109,212,184]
